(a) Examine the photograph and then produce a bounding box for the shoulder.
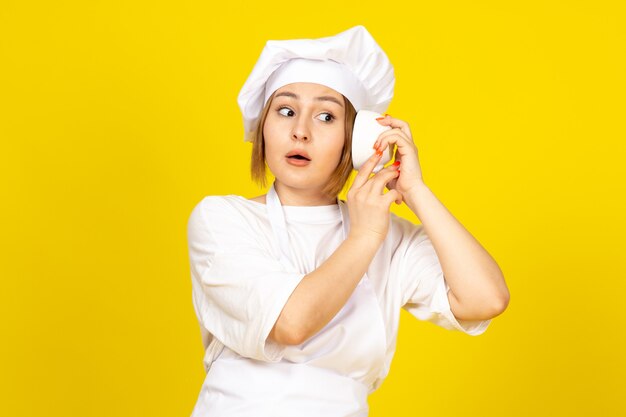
[187,194,267,237]
[193,195,243,213]
[248,194,267,204]
[385,213,434,258]
[389,212,426,240]
[188,195,231,223]
[189,194,251,222]
[187,194,275,256]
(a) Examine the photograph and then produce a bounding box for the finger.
[376,134,418,162]
[367,163,401,195]
[352,151,383,189]
[382,189,403,207]
[375,128,410,145]
[373,129,411,151]
[376,115,412,139]
[385,174,398,191]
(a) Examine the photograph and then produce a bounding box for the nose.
[291,116,311,142]
[292,132,309,142]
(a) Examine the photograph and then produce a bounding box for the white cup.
[352,110,393,172]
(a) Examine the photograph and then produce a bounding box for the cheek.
[323,135,346,166]
[263,123,280,159]
[331,128,347,156]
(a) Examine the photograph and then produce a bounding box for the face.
[263,82,346,196]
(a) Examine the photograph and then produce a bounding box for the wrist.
[403,180,430,211]
[346,229,386,247]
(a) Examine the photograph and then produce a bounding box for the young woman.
[188,25,509,416]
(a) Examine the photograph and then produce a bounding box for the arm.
[403,181,509,321]
[269,233,381,345]
[373,115,510,322]
[269,152,402,346]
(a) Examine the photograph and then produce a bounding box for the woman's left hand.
[374,114,424,196]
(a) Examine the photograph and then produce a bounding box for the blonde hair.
[251,91,357,197]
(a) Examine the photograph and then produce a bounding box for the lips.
[285,149,311,167]
[286,150,311,161]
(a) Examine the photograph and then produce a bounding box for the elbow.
[276,328,308,346]
[270,318,309,346]
[484,269,510,318]
[489,289,510,318]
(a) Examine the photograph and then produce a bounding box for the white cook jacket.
[188,183,491,416]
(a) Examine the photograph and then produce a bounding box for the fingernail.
[393,161,401,167]
[372,143,379,150]
[375,117,385,121]
[375,149,383,157]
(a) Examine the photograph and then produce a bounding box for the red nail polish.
[375,117,385,121]
[375,149,383,157]
[393,161,401,166]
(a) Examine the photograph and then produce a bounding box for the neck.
[274,181,337,206]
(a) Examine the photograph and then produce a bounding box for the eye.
[317,112,335,123]
[277,107,335,122]
[278,107,295,117]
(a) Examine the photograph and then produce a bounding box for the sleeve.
[187,197,306,362]
[394,217,491,336]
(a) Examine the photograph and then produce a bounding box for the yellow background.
[1,1,624,415]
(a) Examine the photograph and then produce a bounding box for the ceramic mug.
[351,110,393,172]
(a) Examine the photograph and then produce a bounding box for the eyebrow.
[274,91,344,108]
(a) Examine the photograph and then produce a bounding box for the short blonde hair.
[251,91,357,197]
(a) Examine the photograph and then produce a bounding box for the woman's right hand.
[346,152,402,243]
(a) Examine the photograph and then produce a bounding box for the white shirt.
[187,194,491,416]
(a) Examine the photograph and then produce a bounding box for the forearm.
[403,181,509,319]
[270,234,381,345]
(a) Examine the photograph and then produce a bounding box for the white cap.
[237,25,395,142]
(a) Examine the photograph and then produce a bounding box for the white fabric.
[189,183,384,416]
[264,58,366,113]
[237,25,395,142]
[187,194,491,416]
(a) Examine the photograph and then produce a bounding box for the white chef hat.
[237,25,395,142]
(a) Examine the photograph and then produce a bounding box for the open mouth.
[286,150,311,161]
[288,155,311,161]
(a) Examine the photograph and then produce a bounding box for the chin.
[269,162,334,192]
[274,174,325,192]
